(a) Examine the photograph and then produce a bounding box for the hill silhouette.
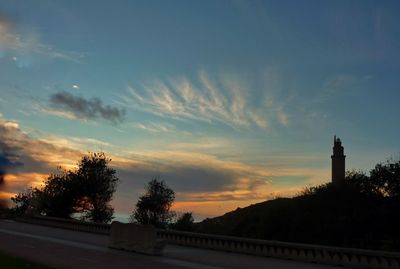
[195,173,400,252]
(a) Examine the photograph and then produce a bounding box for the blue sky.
[1,0,400,220]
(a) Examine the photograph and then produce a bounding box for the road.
[0,220,349,269]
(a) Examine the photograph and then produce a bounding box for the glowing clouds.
[0,114,327,219]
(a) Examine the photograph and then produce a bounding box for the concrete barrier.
[108,222,166,255]
[15,216,400,269]
[16,215,110,235]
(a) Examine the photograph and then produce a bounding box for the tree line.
[10,152,193,230]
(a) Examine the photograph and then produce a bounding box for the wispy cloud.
[0,16,15,48]
[134,122,176,133]
[42,135,111,151]
[47,91,126,124]
[0,15,82,65]
[120,71,290,130]
[313,74,373,105]
[264,98,289,126]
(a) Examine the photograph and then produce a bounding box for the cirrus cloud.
[0,15,82,65]
[119,71,290,130]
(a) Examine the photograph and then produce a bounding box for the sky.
[1,0,400,221]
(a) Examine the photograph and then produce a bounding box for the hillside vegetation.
[196,159,400,251]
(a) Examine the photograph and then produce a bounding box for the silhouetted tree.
[0,175,7,216]
[370,158,400,197]
[11,171,77,218]
[11,152,119,223]
[300,182,331,196]
[72,152,118,223]
[11,187,41,215]
[345,170,382,197]
[36,170,78,218]
[0,200,6,217]
[132,178,175,228]
[171,212,194,231]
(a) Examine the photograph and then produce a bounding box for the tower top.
[331,135,346,183]
[334,135,342,146]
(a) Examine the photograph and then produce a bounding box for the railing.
[157,229,400,269]
[16,215,110,235]
[15,216,400,269]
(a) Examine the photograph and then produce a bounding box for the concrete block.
[108,222,166,255]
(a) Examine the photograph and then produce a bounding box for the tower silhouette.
[331,136,346,184]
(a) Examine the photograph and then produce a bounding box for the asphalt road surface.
[0,220,349,269]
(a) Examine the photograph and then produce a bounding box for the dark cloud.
[163,167,235,192]
[0,126,24,181]
[0,154,19,181]
[111,164,245,215]
[116,165,235,194]
[48,91,125,124]
[0,117,81,192]
[0,126,47,177]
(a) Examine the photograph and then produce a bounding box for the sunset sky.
[1,1,400,221]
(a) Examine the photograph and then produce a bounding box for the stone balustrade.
[15,216,400,269]
[17,215,110,235]
[157,229,400,269]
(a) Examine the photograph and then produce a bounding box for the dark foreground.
[0,220,347,269]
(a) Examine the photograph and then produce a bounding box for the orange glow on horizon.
[172,200,264,218]
[4,172,48,188]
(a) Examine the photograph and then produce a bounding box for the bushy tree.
[11,152,119,223]
[36,170,77,218]
[302,165,400,199]
[74,152,118,223]
[0,200,6,216]
[171,212,194,231]
[0,176,7,215]
[11,187,41,215]
[345,170,382,197]
[333,159,400,198]
[132,178,175,228]
[370,159,400,197]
